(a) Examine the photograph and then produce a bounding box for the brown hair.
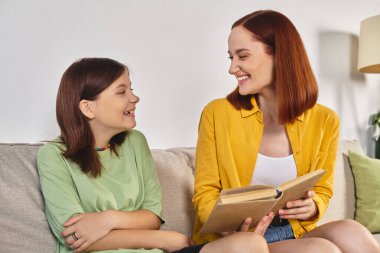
[56,58,128,177]
[226,10,318,123]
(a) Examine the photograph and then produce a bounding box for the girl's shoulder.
[125,129,148,146]
[123,129,151,157]
[37,137,66,159]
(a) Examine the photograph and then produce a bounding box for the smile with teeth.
[124,110,135,116]
[237,75,249,82]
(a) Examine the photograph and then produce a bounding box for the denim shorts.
[263,220,295,243]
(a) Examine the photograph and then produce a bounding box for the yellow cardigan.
[192,97,340,243]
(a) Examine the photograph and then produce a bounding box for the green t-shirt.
[37,130,164,253]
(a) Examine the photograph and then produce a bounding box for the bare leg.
[268,238,342,253]
[303,219,380,253]
[200,232,269,253]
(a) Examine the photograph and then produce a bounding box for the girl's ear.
[79,100,96,119]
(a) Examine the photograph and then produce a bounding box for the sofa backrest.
[0,140,363,252]
[152,148,196,236]
[0,143,56,253]
[319,140,363,224]
[155,140,365,232]
[0,143,197,253]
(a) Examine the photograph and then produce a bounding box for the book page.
[221,184,274,196]
[220,187,277,204]
[279,169,325,191]
[271,169,326,213]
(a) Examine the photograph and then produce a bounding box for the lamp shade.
[358,14,380,73]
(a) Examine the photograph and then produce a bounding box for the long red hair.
[227,10,318,123]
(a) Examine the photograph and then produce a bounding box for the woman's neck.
[257,89,278,125]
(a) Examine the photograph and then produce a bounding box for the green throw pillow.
[348,150,380,233]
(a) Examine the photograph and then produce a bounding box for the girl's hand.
[61,212,113,253]
[279,190,317,220]
[160,231,192,253]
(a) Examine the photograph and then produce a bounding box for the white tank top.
[250,153,297,186]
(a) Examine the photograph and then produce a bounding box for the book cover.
[198,169,326,235]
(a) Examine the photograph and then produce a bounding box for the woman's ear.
[79,100,96,119]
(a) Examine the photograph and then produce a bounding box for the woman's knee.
[327,219,374,241]
[202,232,269,253]
[329,219,367,232]
[245,233,269,252]
[228,232,269,253]
[310,219,369,239]
[306,220,379,252]
[335,219,380,250]
[303,238,342,253]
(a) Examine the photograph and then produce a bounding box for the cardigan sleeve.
[192,105,222,226]
[299,112,340,232]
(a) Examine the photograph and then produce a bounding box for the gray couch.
[0,140,379,252]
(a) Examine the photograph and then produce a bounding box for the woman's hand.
[61,211,114,253]
[239,212,274,236]
[279,190,318,220]
[252,212,274,235]
[220,212,274,236]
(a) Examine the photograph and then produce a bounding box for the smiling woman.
[193,10,380,253]
[227,27,274,96]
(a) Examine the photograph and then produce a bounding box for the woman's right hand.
[220,212,274,237]
[246,212,274,236]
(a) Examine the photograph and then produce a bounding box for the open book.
[198,169,326,235]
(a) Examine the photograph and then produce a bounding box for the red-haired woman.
[193,10,380,253]
[37,58,272,253]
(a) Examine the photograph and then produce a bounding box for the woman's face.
[88,71,140,136]
[228,26,274,95]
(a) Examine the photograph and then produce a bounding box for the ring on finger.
[72,232,79,241]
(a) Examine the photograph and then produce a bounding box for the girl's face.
[228,26,274,95]
[87,71,139,136]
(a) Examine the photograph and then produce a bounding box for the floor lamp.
[358,14,380,158]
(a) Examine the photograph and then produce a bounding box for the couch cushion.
[0,143,56,253]
[374,233,380,244]
[152,148,196,237]
[320,140,364,224]
[0,143,197,253]
[348,151,380,233]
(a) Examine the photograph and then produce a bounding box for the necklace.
[95,144,110,151]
